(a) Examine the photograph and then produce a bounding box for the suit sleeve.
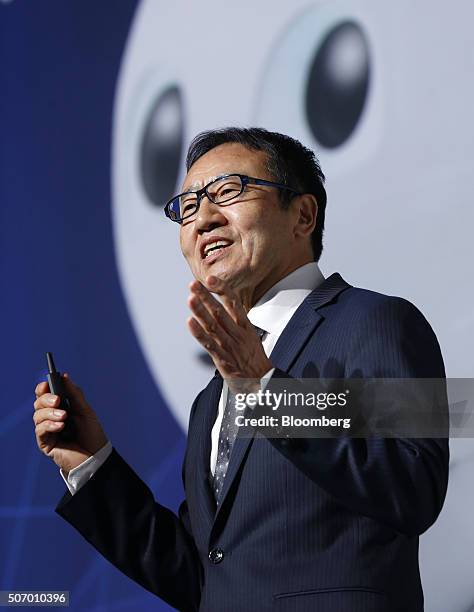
[266,296,449,538]
[55,395,204,612]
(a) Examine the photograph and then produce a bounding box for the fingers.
[35,418,65,451]
[35,381,50,398]
[35,418,65,436]
[188,292,235,346]
[205,276,248,324]
[34,393,60,411]
[34,374,86,421]
[187,317,228,364]
[187,277,254,367]
[189,279,246,338]
[34,374,85,408]
[33,406,67,427]
[34,374,82,401]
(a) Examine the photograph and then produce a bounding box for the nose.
[194,194,227,234]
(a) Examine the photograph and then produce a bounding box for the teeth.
[204,240,231,257]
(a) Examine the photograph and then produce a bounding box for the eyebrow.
[183,177,215,193]
[182,174,234,193]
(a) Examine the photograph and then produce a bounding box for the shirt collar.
[247,262,325,338]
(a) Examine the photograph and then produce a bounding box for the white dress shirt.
[62,262,324,494]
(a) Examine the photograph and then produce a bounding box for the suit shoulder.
[336,284,430,327]
[334,284,443,363]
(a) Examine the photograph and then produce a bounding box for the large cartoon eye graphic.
[305,21,370,148]
[140,85,185,207]
[254,3,381,179]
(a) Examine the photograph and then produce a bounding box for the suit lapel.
[203,273,352,536]
[270,272,351,372]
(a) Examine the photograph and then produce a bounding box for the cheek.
[233,210,274,246]
[239,229,274,267]
[179,232,192,260]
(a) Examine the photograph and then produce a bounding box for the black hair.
[186,127,327,261]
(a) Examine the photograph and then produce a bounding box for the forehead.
[182,143,269,191]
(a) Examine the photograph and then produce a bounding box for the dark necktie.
[210,325,266,504]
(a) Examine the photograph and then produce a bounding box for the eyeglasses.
[164,173,301,223]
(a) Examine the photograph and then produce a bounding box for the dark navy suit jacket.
[56,273,449,612]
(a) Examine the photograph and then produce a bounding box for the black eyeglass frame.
[164,173,302,223]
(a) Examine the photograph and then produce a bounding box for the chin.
[205,268,237,285]
[212,268,249,291]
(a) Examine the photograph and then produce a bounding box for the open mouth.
[201,239,233,261]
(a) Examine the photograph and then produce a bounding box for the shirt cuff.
[60,440,113,496]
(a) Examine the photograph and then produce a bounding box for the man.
[33,128,449,611]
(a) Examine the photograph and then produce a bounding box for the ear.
[293,194,318,239]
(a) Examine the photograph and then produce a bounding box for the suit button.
[208,548,224,564]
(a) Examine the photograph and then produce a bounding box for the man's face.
[179,143,301,306]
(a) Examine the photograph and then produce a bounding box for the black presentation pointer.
[46,352,75,441]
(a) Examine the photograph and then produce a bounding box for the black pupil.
[140,86,184,208]
[305,21,370,148]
